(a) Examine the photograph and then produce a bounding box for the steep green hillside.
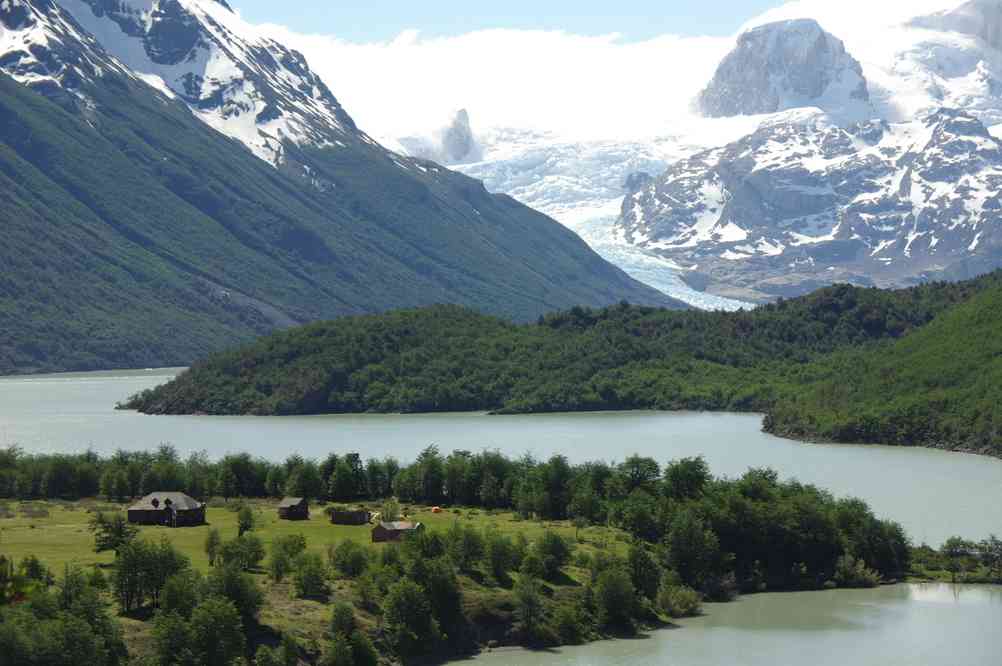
[766,281,1002,455]
[124,274,999,425]
[0,71,672,374]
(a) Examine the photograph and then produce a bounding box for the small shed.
[278,497,309,521]
[331,507,371,526]
[128,492,205,528]
[372,521,424,543]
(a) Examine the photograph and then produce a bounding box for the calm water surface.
[1,369,1001,546]
[470,584,1002,666]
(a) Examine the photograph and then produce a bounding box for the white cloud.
[249,0,963,141]
[257,24,732,141]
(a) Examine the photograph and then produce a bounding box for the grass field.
[0,497,633,660]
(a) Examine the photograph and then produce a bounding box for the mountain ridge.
[0,0,678,374]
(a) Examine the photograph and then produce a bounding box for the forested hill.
[0,68,672,375]
[124,272,1002,458]
[765,277,1002,456]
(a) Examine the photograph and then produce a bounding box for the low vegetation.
[122,272,1002,456]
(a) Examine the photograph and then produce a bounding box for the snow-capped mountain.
[50,0,360,164]
[610,7,1002,302]
[695,18,871,121]
[618,107,1002,301]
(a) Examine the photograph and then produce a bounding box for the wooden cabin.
[128,492,205,527]
[330,507,371,526]
[278,497,309,521]
[371,521,423,543]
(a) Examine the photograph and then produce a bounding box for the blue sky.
[234,0,785,42]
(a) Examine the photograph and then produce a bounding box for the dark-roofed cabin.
[330,508,370,526]
[278,497,309,521]
[128,492,205,528]
[371,521,423,543]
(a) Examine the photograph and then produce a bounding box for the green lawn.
[1,498,632,659]
[0,499,624,573]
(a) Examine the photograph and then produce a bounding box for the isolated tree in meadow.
[237,505,256,537]
[204,528,222,567]
[90,511,139,556]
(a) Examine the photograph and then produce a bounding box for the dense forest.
[124,272,1002,456]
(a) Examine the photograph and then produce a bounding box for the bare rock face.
[400,108,483,165]
[913,0,1002,51]
[696,18,870,119]
[440,109,481,163]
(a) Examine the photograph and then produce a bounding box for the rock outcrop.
[696,19,870,119]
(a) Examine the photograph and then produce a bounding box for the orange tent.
[431,506,443,513]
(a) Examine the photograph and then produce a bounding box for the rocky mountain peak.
[399,108,483,165]
[696,18,870,120]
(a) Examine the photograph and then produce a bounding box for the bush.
[220,534,265,571]
[190,596,246,666]
[554,602,587,644]
[535,531,572,580]
[269,534,307,582]
[383,579,442,657]
[446,522,485,573]
[594,567,636,630]
[329,540,370,579]
[161,570,203,619]
[292,552,329,598]
[657,578,702,619]
[833,555,881,589]
[206,565,264,626]
[330,602,357,636]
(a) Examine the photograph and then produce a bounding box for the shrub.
[535,531,572,580]
[833,555,881,588]
[293,552,329,598]
[220,534,265,571]
[206,565,264,626]
[329,540,369,579]
[330,602,356,636]
[446,521,484,573]
[554,602,587,644]
[204,528,222,567]
[657,579,702,618]
[190,597,245,666]
[237,505,256,536]
[161,570,203,619]
[594,567,636,630]
[383,579,441,657]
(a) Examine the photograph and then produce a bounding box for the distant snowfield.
[453,127,756,311]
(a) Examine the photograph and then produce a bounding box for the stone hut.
[371,521,423,543]
[128,492,205,527]
[278,497,309,521]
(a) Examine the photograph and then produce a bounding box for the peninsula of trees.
[124,272,1002,457]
